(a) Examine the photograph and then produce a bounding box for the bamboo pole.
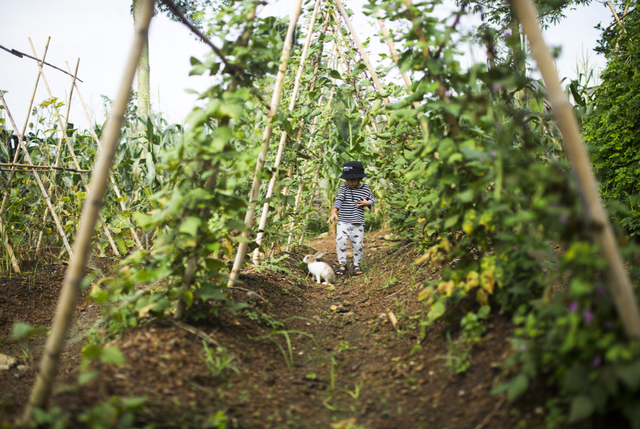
[286,88,334,251]
[0,163,90,173]
[375,10,428,135]
[21,0,156,420]
[0,94,74,258]
[334,0,390,106]
[28,42,121,257]
[226,0,305,287]
[0,39,50,218]
[0,39,51,273]
[607,1,627,33]
[251,0,323,265]
[512,0,640,340]
[31,58,81,256]
[64,61,144,251]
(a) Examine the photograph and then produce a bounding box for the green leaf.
[478,305,491,319]
[507,374,528,401]
[329,70,342,80]
[12,322,39,340]
[82,344,102,359]
[428,300,446,322]
[78,370,99,385]
[100,347,125,366]
[179,216,202,237]
[568,395,594,423]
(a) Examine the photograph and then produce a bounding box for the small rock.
[0,354,17,371]
[534,406,545,415]
[458,390,465,397]
[16,365,29,372]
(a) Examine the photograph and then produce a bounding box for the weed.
[434,331,472,374]
[345,381,362,399]
[244,311,284,330]
[202,341,240,379]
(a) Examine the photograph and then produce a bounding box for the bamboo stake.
[0,219,20,273]
[334,0,390,106]
[226,0,305,287]
[607,1,627,33]
[286,88,334,251]
[512,0,640,340]
[251,0,323,265]
[0,163,90,173]
[21,0,156,420]
[0,39,50,218]
[28,42,121,257]
[29,58,80,257]
[0,94,74,257]
[375,10,428,135]
[64,61,144,250]
[0,40,51,273]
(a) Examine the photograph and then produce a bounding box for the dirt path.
[2,235,620,428]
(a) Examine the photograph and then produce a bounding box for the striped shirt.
[333,184,375,224]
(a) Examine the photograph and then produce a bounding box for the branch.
[159,0,234,71]
[0,44,84,82]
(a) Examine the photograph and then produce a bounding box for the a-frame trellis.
[0,38,145,274]
[18,0,640,421]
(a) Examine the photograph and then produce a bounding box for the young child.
[327,161,375,276]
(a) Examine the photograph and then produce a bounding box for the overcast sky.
[1,0,613,134]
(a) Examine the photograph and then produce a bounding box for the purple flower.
[445,90,452,98]
[559,214,569,224]
[592,356,602,368]
[568,301,579,313]
[389,4,396,9]
[491,84,500,93]
[597,287,606,296]
[503,31,511,41]
[490,150,497,157]
[583,309,594,323]
[512,246,518,252]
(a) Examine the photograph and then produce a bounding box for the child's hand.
[356,197,371,208]
[328,211,338,223]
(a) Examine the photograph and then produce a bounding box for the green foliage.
[584,1,640,237]
[202,341,240,379]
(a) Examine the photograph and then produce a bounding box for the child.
[327,161,375,276]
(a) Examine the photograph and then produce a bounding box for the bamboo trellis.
[9,0,640,422]
[0,36,150,273]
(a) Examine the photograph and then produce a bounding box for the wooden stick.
[28,41,120,257]
[0,218,20,273]
[34,58,82,256]
[226,0,304,287]
[21,0,156,420]
[334,0,390,106]
[375,10,428,135]
[512,0,640,340]
[0,38,50,219]
[0,163,90,173]
[607,1,628,33]
[65,61,144,250]
[251,0,323,266]
[0,94,74,258]
[286,89,334,251]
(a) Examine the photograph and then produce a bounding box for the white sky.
[0,0,614,134]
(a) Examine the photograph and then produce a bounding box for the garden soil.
[0,234,631,428]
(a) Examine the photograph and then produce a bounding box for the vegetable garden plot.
[1,0,640,427]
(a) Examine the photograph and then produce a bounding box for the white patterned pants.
[336,222,364,267]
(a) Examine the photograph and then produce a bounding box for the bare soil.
[0,234,631,428]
